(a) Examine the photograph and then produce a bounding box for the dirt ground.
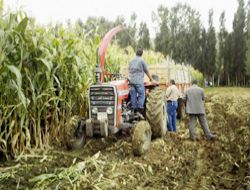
[0,87,250,190]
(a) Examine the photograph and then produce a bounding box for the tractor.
[69,26,167,156]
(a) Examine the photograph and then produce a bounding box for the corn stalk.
[0,12,98,158]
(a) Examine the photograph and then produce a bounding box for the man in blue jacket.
[129,48,155,115]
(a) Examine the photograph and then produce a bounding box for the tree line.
[73,0,249,86]
[2,0,250,86]
[155,0,250,86]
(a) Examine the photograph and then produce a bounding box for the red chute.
[98,25,125,82]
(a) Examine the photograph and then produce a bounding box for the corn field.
[0,11,189,159]
[0,12,97,158]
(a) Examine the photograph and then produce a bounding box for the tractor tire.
[132,121,152,156]
[86,119,93,137]
[100,119,108,137]
[66,119,86,150]
[146,89,167,138]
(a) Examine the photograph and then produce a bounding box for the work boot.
[137,108,144,115]
[130,109,136,115]
[190,137,196,141]
[207,134,217,140]
[136,108,145,120]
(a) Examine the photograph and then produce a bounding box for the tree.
[232,0,247,85]
[245,2,250,80]
[200,28,208,74]
[153,3,202,67]
[84,16,113,37]
[154,6,170,56]
[127,13,137,49]
[115,13,137,49]
[185,11,202,69]
[205,9,217,84]
[218,12,229,85]
[137,22,150,49]
[224,33,233,85]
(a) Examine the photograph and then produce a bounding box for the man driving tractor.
[128,48,156,116]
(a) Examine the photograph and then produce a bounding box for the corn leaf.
[16,17,28,34]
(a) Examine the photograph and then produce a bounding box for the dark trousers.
[188,114,212,139]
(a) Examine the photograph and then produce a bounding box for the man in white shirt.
[166,79,180,132]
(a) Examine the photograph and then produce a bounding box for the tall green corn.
[0,12,99,158]
[0,0,3,16]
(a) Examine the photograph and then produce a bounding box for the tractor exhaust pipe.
[95,48,102,84]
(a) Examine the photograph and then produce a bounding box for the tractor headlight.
[106,107,113,114]
[91,107,98,114]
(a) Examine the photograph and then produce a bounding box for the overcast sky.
[5,0,239,37]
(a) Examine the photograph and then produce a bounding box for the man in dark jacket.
[129,48,155,114]
[183,79,216,140]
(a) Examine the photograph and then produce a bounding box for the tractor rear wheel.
[132,121,152,156]
[146,89,167,138]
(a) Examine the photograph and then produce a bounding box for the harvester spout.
[97,25,126,83]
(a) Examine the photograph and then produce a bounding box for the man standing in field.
[183,79,216,140]
[128,48,155,115]
[166,79,180,132]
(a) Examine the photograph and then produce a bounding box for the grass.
[205,86,250,95]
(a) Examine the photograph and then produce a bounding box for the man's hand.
[151,79,157,85]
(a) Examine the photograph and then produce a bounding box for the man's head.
[136,48,143,56]
[192,79,198,85]
[170,79,175,85]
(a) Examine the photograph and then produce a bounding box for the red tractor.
[70,26,167,156]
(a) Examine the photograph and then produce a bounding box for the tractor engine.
[86,79,132,137]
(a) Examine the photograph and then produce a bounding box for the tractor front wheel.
[66,119,86,149]
[132,121,152,156]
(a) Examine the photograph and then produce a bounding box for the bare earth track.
[0,88,250,190]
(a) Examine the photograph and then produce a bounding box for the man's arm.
[166,86,172,98]
[142,61,156,83]
[177,86,181,98]
[201,89,205,101]
[146,72,154,82]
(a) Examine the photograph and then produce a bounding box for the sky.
[4,0,239,37]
